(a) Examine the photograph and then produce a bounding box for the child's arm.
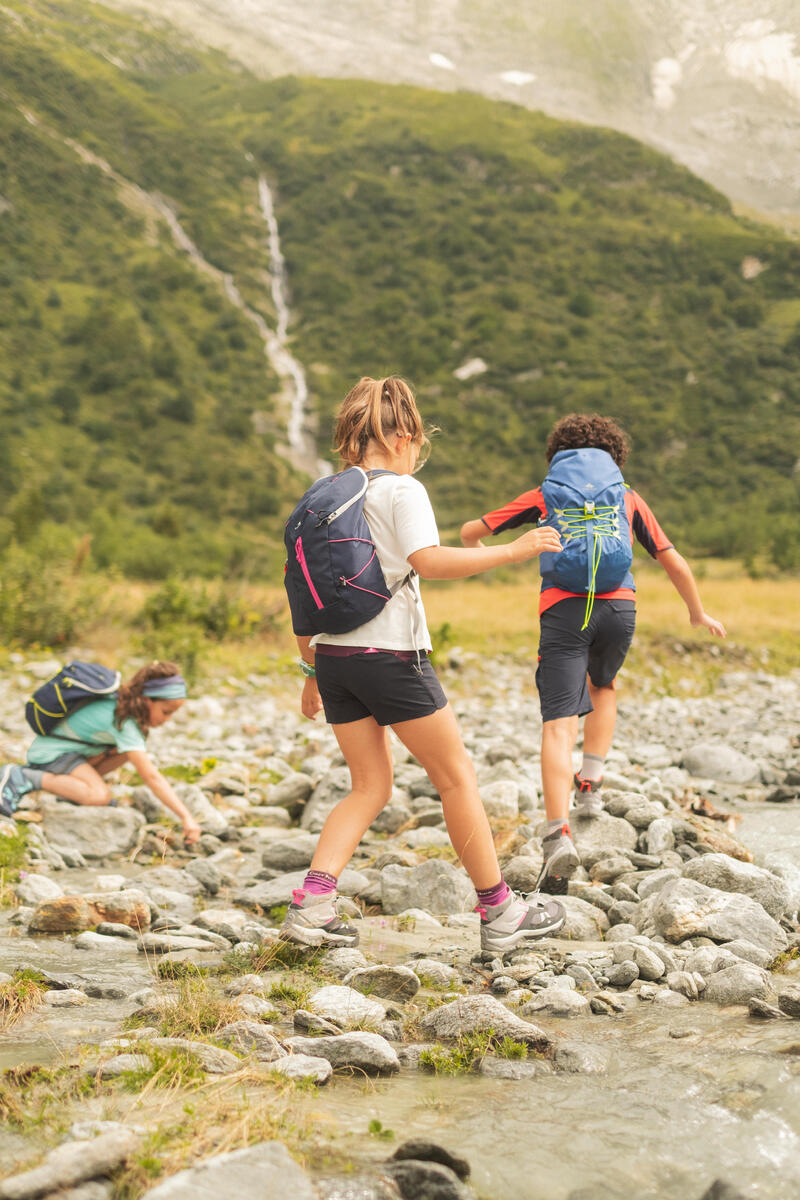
[655,548,726,637]
[296,635,323,721]
[410,526,561,580]
[125,750,203,844]
[460,518,489,547]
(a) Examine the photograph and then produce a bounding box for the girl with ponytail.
[0,660,202,845]
[281,376,566,954]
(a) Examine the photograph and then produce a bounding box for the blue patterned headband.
[141,675,188,699]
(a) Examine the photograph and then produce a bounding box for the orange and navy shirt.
[482,486,673,615]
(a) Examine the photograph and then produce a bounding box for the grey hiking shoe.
[535,822,581,896]
[573,773,603,818]
[0,765,34,819]
[279,889,360,947]
[478,891,565,953]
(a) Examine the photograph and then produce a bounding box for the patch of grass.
[124,977,242,1038]
[220,940,323,976]
[161,757,217,784]
[268,979,310,1011]
[156,960,211,981]
[116,1046,207,1093]
[0,826,29,904]
[367,1118,395,1140]
[0,968,47,1031]
[419,1030,528,1075]
[771,945,800,972]
[0,1062,94,1131]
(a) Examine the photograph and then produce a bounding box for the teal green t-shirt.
[26,698,147,765]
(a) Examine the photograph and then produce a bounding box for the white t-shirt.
[312,473,439,651]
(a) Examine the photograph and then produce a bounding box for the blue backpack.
[284,467,413,636]
[538,448,633,628]
[25,661,121,735]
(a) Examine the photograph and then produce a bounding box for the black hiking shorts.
[315,649,448,726]
[535,597,636,722]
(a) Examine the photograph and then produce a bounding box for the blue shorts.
[27,751,88,776]
[316,650,448,726]
[536,597,636,722]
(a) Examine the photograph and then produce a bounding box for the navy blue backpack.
[25,661,121,735]
[538,447,633,628]
[284,467,412,636]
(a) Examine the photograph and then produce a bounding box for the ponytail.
[333,376,431,465]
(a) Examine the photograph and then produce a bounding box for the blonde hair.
[333,376,432,467]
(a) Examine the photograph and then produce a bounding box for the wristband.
[299,659,316,678]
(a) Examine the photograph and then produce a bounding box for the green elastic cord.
[554,505,621,631]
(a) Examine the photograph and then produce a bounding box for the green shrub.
[0,544,101,646]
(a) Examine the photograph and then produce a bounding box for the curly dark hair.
[115,660,182,734]
[546,413,630,467]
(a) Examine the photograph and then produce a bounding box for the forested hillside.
[2,0,799,578]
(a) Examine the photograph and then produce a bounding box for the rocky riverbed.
[1,656,799,1200]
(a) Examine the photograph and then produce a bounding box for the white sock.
[580,753,604,782]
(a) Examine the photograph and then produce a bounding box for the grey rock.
[683,946,741,976]
[400,827,451,849]
[286,1031,399,1074]
[224,974,267,997]
[407,959,462,988]
[138,933,220,954]
[605,923,639,942]
[39,805,145,859]
[554,1042,610,1074]
[52,1185,113,1200]
[267,1053,332,1083]
[301,768,351,832]
[380,860,475,915]
[589,855,632,884]
[480,780,519,820]
[522,987,591,1017]
[723,939,773,969]
[606,961,639,987]
[215,1021,287,1061]
[646,817,675,856]
[681,742,760,784]
[637,869,681,900]
[184,860,222,894]
[648,878,788,957]
[698,1181,749,1200]
[384,1160,469,1200]
[682,854,791,921]
[390,1139,470,1181]
[370,802,412,834]
[44,988,88,1007]
[91,1053,151,1079]
[622,798,667,829]
[322,947,369,977]
[630,945,666,981]
[140,1142,314,1200]
[146,1038,240,1074]
[261,833,318,872]
[0,1128,140,1199]
[777,983,800,1018]
[13,874,63,905]
[95,921,140,940]
[343,965,420,1001]
[501,855,543,893]
[702,963,774,1006]
[557,895,610,940]
[665,971,706,1000]
[267,772,314,809]
[308,985,387,1030]
[293,1009,342,1035]
[420,995,552,1052]
[571,811,638,855]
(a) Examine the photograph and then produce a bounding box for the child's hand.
[183,818,202,846]
[301,677,323,721]
[510,526,562,562]
[692,612,726,638]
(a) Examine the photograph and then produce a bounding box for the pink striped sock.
[303,870,338,896]
[475,879,511,908]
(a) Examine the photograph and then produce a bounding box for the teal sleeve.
[114,718,147,754]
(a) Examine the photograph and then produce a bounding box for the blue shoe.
[0,765,34,818]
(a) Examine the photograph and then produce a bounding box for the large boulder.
[647,878,788,957]
[681,742,760,784]
[40,805,145,859]
[701,963,775,1006]
[381,860,475,915]
[570,811,638,856]
[682,854,791,921]
[285,1031,399,1074]
[557,895,610,940]
[419,995,552,1053]
[28,890,151,933]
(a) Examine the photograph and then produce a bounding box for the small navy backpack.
[284,467,412,636]
[25,662,121,735]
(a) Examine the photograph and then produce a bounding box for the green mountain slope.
[2,0,799,576]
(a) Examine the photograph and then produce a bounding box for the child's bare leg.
[86,751,130,777]
[583,678,617,760]
[39,763,112,807]
[541,714,579,821]
[309,717,394,876]
[392,705,500,890]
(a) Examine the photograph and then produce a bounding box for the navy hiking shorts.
[535,597,636,722]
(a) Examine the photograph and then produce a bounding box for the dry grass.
[0,970,46,1032]
[123,977,244,1039]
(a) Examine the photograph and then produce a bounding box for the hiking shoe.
[0,765,34,819]
[573,773,604,818]
[478,891,565,953]
[535,822,580,896]
[279,889,360,948]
